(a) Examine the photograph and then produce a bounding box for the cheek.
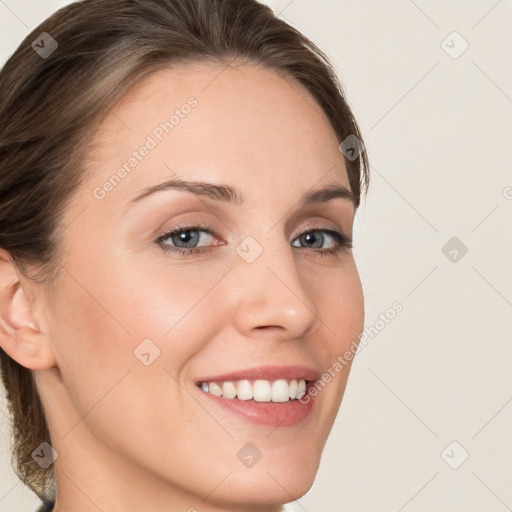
[47,255,248,496]
[339,271,364,345]
[315,260,365,356]
[312,263,364,407]
[110,257,230,357]
[56,247,230,380]
[49,255,216,448]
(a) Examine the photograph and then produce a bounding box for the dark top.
[36,500,55,512]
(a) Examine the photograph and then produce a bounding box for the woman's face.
[35,62,364,510]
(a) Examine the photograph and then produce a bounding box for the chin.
[226,447,321,506]
[209,467,318,510]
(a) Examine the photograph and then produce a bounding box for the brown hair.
[0,0,370,502]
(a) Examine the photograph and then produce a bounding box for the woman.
[0,1,370,511]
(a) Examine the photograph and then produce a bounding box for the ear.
[0,249,57,370]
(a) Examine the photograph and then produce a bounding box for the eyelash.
[155,222,353,258]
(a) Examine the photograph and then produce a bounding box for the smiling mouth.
[196,378,309,403]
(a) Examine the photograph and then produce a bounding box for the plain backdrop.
[1,1,511,511]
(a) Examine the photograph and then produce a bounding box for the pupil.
[303,232,322,248]
[176,230,198,247]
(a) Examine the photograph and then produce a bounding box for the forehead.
[83,61,349,209]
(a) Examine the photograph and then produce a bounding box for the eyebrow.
[127,178,357,209]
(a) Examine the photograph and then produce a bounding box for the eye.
[155,223,352,257]
[291,227,352,256]
[156,222,219,255]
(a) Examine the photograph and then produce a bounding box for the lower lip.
[197,385,316,427]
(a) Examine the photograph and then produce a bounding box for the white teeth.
[297,379,306,399]
[253,380,272,402]
[289,379,298,399]
[209,382,223,396]
[222,381,237,399]
[237,380,253,400]
[271,379,290,403]
[199,378,308,402]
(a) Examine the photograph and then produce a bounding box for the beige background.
[1,1,511,511]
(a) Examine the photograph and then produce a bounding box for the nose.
[230,236,320,341]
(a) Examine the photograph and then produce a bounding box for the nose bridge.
[230,232,319,339]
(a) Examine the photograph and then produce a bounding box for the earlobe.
[0,250,57,370]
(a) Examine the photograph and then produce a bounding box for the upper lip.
[196,365,320,383]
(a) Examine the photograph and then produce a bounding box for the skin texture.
[0,62,364,512]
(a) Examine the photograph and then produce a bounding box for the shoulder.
[36,500,55,512]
